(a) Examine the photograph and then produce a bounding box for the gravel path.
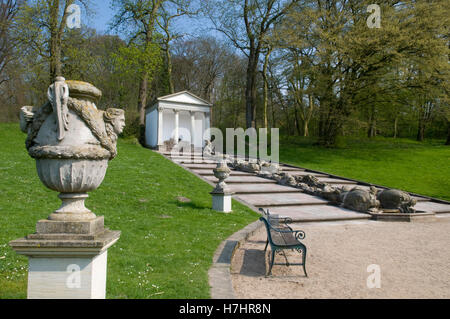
[231,216,450,299]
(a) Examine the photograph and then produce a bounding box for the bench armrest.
[259,208,293,228]
[269,227,306,240]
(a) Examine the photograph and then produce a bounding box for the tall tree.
[206,0,299,129]
[112,0,165,130]
[171,36,230,102]
[261,44,273,128]
[156,1,195,94]
[0,0,22,86]
[277,0,449,146]
[15,0,91,82]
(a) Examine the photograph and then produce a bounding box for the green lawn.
[0,123,259,299]
[279,136,450,201]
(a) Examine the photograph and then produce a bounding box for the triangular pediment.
[157,91,212,106]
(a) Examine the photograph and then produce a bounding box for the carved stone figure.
[320,187,342,204]
[19,78,125,221]
[203,139,215,157]
[343,186,380,213]
[377,189,417,214]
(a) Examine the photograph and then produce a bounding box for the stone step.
[183,163,218,169]
[265,204,371,222]
[160,152,203,157]
[238,193,328,207]
[191,169,255,176]
[317,177,358,185]
[331,184,373,190]
[280,166,305,171]
[169,155,212,159]
[411,196,432,203]
[174,159,218,164]
[228,184,301,194]
[204,176,276,184]
[288,171,328,177]
[413,201,450,214]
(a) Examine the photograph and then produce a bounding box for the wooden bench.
[259,208,307,276]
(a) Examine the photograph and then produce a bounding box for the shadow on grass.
[172,200,210,210]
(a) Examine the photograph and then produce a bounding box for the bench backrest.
[259,216,277,245]
[259,208,280,226]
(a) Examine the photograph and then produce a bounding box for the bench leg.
[267,249,276,276]
[264,239,268,252]
[301,247,307,277]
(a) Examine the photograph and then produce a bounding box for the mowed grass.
[0,123,258,299]
[279,136,450,201]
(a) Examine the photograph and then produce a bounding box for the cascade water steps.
[160,152,450,222]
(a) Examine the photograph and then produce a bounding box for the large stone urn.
[24,78,124,221]
[10,77,124,299]
[210,159,234,213]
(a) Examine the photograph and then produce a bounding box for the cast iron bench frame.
[259,208,307,277]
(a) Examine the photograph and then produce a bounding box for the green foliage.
[273,0,450,146]
[121,110,141,138]
[112,41,162,80]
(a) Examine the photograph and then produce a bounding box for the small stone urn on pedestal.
[10,77,124,299]
[210,159,234,213]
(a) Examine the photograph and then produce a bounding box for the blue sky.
[87,0,116,34]
[84,0,219,39]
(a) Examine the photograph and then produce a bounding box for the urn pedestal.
[211,191,234,213]
[9,224,120,299]
[210,160,234,213]
[9,78,124,299]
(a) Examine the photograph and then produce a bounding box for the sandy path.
[231,217,450,299]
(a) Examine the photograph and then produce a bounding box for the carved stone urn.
[11,77,124,299]
[20,77,125,221]
[212,159,231,194]
[210,159,234,213]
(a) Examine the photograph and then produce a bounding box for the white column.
[190,111,196,148]
[174,110,179,144]
[157,106,164,147]
[205,112,211,143]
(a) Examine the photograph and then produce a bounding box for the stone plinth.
[211,191,234,213]
[369,210,436,222]
[9,218,120,299]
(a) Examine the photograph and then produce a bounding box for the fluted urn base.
[35,158,108,221]
[48,193,97,221]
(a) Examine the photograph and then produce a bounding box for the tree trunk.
[49,2,61,82]
[393,116,398,138]
[48,0,73,82]
[138,71,149,126]
[166,47,174,94]
[262,69,268,129]
[293,104,301,136]
[303,94,314,137]
[303,121,309,137]
[262,47,272,128]
[49,35,62,81]
[416,119,425,142]
[284,106,291,136]
[245,51,258,129]
[367,106,376,138]
[318,98,342,147]
[446,121,450,145]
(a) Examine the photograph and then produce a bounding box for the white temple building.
[145,91,212,151]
